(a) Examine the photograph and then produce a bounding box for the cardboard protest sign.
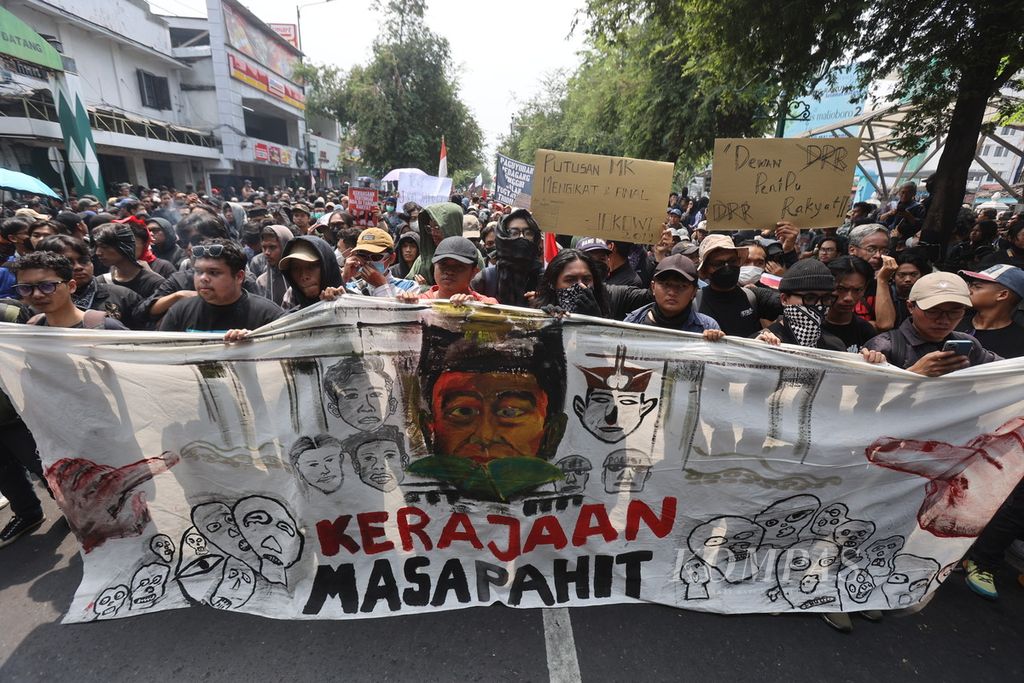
[708,137,860,230]
[348,188,379,227]
[494,153,534,208]
[1,301,1020,624]
[398,172,452,209]
[531,149,673,244]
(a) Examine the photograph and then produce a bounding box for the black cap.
[432,236,479,265]
[653,254,698,282]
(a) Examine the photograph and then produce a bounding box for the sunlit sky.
[151,0,589,163]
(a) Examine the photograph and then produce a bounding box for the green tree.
[585,0,1024,247]
[498,19,770,181]
[335,0,482,176]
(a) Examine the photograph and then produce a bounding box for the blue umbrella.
[0,168,61,199]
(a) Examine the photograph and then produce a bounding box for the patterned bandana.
[71,278,97,310]
[556,283,589,312]
[782,303,826,347]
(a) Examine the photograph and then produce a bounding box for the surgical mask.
[783,304,825,347]
[709,264,740,289]
[370,260,388,274]
[386,205,395,213]
[739,265,764,286]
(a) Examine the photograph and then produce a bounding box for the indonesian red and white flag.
[438,136,448,178]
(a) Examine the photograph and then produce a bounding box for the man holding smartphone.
[864,272,1001,375]
[339,228,421,298]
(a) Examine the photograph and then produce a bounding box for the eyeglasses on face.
[857,245,889,255]
[506,227,537,240]
[916,305,966,321]
[191,244,225,259]
[795,292,837,307]
[15,280,68,297]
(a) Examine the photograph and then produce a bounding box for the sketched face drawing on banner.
[323,355,398,432]
[211,558,257,610]
[753,495,820,549]
[343,425,409,493]
[882,554,940,608]
[573,345,658,444]
[602,448,653,493]
[92,584,129,619]
[234,496,304,586]
[129,563,169,610]
[149,533,174,563]
[554,455,592,493]
[290,434,344,495]
[772,538,842,610]
[191,502,261,569]
[687,516,764,583]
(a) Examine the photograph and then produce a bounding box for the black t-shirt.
[35,313,127,330]
[959,316,1024,359]
[697,286,761,337]
[159,291,284,333]
[823,316,877,352]
[110,268,165,300]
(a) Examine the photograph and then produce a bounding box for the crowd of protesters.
[0,177,1022,632]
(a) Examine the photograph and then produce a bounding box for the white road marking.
[542,607,582,683]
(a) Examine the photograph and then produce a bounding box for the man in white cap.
[864,272,1000,375]
[693,234,781,337]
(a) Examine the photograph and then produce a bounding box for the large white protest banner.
[398,172,452,209]
[0,300,1021,624]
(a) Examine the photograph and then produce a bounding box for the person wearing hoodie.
[147,217,185,269]
[408,202,482,285]
[256,225,294,307]
[471,208,544,307]
[390,232,420,279]
[278,235,344,311]
[220,202,247,240]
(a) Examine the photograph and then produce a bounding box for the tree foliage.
[584,0,1024,241]
[498,16,772,178]
[300,0,483,176]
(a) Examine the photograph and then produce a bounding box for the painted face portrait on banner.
[409,317,568,501]
[234,496,303,586]
[573,346,658,444]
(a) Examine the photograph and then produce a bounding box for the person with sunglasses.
[337,228,420,298]
[14,252,126,330]
[864,272,1000,375]
[159,239,283,333]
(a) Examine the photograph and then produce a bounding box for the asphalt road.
[1,493,1022,682]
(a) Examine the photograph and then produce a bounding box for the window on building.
[994,147,1006,158]
[137,70,171,110]
[982,145,991,156]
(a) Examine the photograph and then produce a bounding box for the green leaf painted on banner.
[407,455,563,502]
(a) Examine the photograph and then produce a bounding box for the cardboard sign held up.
[531,149,673,244]
[348,188,378,227]
[708,137,860,230]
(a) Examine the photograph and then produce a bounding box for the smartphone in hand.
[942,340,974,356]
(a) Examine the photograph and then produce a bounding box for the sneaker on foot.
[821,612,853,633]
[0,495,8,510]
[964,559,998,599]
[858,609,883,622]
[0,515,44,548]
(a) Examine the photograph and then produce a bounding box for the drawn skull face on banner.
[211,558,256,610]
[92,584,129,618]
[754,495,820,548]
[149,534,174,563]
[858,535,905,578]
[687,516,764,582]
[129,563,169,610]
[775,539,841,610]
[234,496,303,585]
[191,502,261,569]
[882,554,939,608]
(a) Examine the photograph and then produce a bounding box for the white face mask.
[739,265,764,286]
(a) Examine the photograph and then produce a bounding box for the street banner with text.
[531,149,673,244]
[708,138,860,230]
[0,300,1020,624]
[398,172,452,210]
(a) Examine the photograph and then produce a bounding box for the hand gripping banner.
[0,299,1021,623]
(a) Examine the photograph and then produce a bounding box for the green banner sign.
[0,7,63,72]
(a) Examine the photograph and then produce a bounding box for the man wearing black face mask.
[752,259,846,350]
[471,208,544,307]
[694,235,782,336]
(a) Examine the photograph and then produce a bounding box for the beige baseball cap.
[697,234,748,271]
[908,272,972,310]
